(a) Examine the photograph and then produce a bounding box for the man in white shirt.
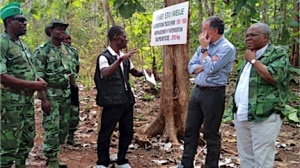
[233,23,290,168]
[94,26,150,168]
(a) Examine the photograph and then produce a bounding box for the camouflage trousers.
[68,105,79,132]
[0,95,35,168]
[43,96,71,159]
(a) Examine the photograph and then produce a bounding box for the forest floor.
[23,76,299,168]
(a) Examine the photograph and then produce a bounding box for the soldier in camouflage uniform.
[62,31,81,146]
[232,23,290,168]
[32,19,74,168]
[0,2,47,168]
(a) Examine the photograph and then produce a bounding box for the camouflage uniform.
[0,32,36,168]
[32,41,74,160]
[232,44,290,121]
[68,46,80,144]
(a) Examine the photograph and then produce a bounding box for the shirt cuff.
[203,56,211,63]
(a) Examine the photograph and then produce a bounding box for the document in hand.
[143,69,156,86]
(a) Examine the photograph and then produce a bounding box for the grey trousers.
[234,113,282,168]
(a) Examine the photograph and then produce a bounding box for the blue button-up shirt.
[188,35,236,86]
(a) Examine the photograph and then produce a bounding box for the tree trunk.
[198,0,203,34]
[261,0,268,23]
[145,0,190,145]
[103,0,116,26]
[291,0,299,67]
[280,1,287,41]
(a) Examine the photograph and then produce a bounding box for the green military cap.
[45,19,69,37]
[0,2,22,20]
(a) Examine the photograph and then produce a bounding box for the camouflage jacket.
[0,31,37,99]
[232,44,290,122]
[32,41,74,98]
[69,46,80,79]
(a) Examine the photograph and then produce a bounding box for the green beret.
[0,2,22,20]
[45,19,69,37]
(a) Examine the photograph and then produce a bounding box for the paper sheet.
[143,69,156,86]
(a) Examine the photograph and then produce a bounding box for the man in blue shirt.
[178,16,236,168]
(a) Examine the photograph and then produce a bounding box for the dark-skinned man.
[94,26,151,168]
[0,2,47,168]
[232,23,290,168]
[62,30,81,146]
[32,19,74,168]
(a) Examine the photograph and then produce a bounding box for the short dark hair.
[107,26,124,41]
[205,16,225,35]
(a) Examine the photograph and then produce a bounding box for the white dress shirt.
[234,44,268,121]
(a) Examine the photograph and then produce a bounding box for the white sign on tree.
[150,1,189,46]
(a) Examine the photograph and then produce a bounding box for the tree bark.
[198,0,203,34]
[145,0,190,145]
[291,0,299,67]
[261,0,268,23]
[103,0,116,26]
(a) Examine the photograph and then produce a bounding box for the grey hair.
[250,22,271,38]
[203,16,225,35]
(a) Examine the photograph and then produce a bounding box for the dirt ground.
[24,80,300,168]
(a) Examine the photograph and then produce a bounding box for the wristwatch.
[250,59,256,64]
[201,48,208,53]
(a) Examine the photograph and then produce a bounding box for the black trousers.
[181,87,225,168]
[96,96,134,166]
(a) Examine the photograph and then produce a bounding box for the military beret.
[0,2,22,20]
[45,19,69,37]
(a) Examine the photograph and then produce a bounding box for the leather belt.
[196,85,226,91]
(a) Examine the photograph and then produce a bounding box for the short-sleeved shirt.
[0,31,36,79]
[98,46,134,71]
[0,31,36,102]
[98,46,134,89]
[32,41,73,97]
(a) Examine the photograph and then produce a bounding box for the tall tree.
[291,0,299,67]
[103,0,115,26]
[144,0,190,144]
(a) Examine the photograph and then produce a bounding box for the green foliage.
[134,113,146,121]
[282,105,300,123]
[142,93,154,101]
[9,0,24,3]
[111,0,146,19]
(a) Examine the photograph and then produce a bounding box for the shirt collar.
[256,43,269,59]
[209,35,225,48]
[107,46,124,57]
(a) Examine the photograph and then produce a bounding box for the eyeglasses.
[245,33,264,38]
[11,17,27,23]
